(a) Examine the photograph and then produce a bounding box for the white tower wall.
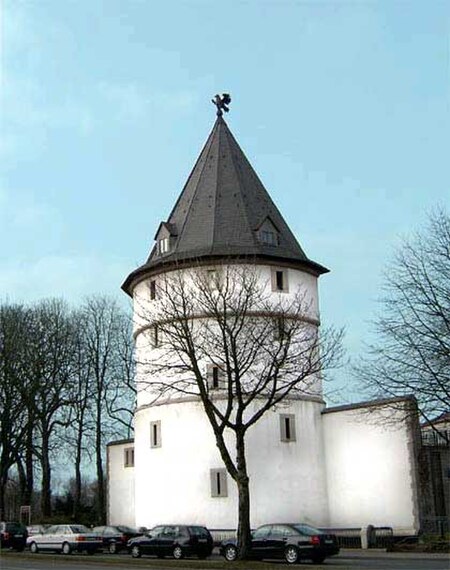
[134,398,329,529]
[131,262,328,528]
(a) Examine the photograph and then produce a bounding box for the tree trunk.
[95,403,105,523]
[236,431,252,559]
[40,433,51,518]
[16,456,27,504]
[73,423,83,520]
[0,472,7,519]
[23,427,34,507]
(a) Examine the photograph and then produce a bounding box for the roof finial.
[211,93,231,117]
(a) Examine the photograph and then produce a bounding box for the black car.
[0,522,28,551]
[127,524,213,559]
[93,525,141,554]
[220,523,339,565]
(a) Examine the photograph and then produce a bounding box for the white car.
[27,524,102,554]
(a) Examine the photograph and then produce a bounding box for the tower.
[121,107,331,529]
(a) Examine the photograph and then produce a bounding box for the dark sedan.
[221,523,339,565]
[0,522,28,551]
[93,525,141,554]
[127,524,213,560]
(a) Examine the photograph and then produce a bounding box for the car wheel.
[108,542,117,554]
[312,554,325,564]
[224,544,238,562]
[284,545,299,564]
[173,545,184,559]
[131,545,141,558]
[30,542,39,554]
[62,542,72,555]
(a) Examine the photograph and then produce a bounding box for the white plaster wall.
[133,263,322,410]
[133,264,319,332]
[133,398,329,530]
[322,406,420,534]
[107,443,135,527]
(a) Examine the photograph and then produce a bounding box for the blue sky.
[1,0,449,401]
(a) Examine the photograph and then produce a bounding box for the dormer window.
[154,222,176,258]
[257,217,279,247]
[158,237,170,255]
[261,230,278,246]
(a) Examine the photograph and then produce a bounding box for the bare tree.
[25,299,76,518]
[0,303,30,517]
[135,264,343,558]
[81,296,134,522]
[356,209,450,436]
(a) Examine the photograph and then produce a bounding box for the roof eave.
[122,253,329,297]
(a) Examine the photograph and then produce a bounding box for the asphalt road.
[0,552,448,570]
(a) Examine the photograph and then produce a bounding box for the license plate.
[325,539,333,544]
[198,538,207,542]
[14,534,23,538]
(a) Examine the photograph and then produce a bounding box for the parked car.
[220,523,339,565]
[27,524,102,555]
[127,524,213,559]
[93,525,142,554]
[0,522,28,551]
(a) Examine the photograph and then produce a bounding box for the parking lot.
[0,550,449,570]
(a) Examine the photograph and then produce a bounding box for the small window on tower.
[150,325,159,348]
[150,421,161,448]
[274,317,287,341]
[124,447,135,467]
[280,414,296,442]
[210,468,228,497]
[150,280,156,300]
[207,364,224,390]
[271,268,289,293]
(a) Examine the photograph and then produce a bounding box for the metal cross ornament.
[211,93,231,116]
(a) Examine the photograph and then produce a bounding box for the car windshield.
[116,526,136,533]
[291,524,322,536]
[69,525,90,533]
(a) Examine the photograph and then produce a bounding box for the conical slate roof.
[123,116,328,295]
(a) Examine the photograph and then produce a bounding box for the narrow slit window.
[124,447,135,467]
[212,367,219,389]
[276,271,284,291]
[150,280,156,300]
[207,364,223,390]
[280,414,296,442]
[274,317,286,341]
[272,268,289,293]
[210,468,228,497]
[150,325,159,348]
[150,421,161,448]
[285,417,291,440]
